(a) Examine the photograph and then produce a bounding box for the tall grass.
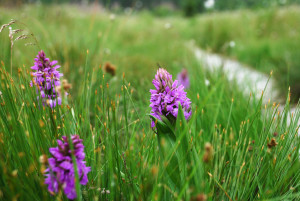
[0,4,299,201]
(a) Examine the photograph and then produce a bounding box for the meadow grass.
[1,5,300,100]
[0,4,300,201]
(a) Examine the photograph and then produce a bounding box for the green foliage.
[151,4,178,17]
[182,0,205,17]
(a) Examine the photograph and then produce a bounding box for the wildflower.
[177,68,190,89]
[205,79,210,86]
[44,135,91,200]
[229,41,236,48]
[109,14,116,21]
[164,23,172,29]
[101,188,111,194]
[30,50,63,108]
[104,62,116,76]
[150,68,191,127]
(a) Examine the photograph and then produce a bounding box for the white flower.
[164,23,172,30]
[205,79,210,86]
[109,14,116,21]
[229,41,236,48]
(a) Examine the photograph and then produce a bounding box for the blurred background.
[2,0,300,14]
[1,0,300,102]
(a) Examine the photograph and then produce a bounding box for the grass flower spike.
[44,135,91,200]
[150,68,191,127]
[30,50,63,108]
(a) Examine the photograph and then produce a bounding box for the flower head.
[30,50,63,108]
[150,68,191,127]
[177,68,190,89]
[44,135,91,200]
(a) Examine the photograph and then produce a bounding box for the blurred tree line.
[2,0,300,16]
[214,0,300,10]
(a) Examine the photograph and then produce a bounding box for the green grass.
[0,4,300,201]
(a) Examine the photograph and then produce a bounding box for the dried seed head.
[191,194,207,201]
[12,170,18,177]
[18,152,25,157]
[14,34,28,41]
[151,165,158,176]
[56,79,72,96]
[39,120,45,128]
[205,142,213,152]
[39,154,48,165]
[104,62,116,76]
[267,138,278,149]
[0,20,16,33]
[62,79,72,90]
[203,143,213,163]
